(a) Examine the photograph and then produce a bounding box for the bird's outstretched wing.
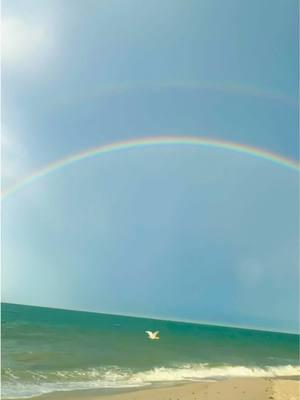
[145,330,160,339]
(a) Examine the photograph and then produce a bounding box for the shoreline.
[9,376,300,400]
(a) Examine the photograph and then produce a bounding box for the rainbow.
[2,136,299,199]
[62,80,297,107]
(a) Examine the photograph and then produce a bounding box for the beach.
[2,304,299,399]
[21,377,299,400]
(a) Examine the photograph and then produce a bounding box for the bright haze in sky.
[1,0,299,333]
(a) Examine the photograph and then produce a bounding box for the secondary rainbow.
[63,80,297,107]
[2,136,299,199]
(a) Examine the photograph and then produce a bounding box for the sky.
[1,0,299,333]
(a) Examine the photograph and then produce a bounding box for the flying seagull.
[145,330,160,340]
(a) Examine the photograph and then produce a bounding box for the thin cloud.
[1,128,28,188]
[1,15,56,72]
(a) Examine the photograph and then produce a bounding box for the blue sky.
[1,0,299,332]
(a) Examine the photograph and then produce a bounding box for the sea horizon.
[2,302,298,336]
[2,302,299,399]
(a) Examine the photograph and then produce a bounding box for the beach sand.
[35,377,299,400]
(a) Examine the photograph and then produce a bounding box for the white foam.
[1,380,149,399]
[132,364,300,382]
[2,364,300,399]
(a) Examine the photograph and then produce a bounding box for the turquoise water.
[2,303,299,398]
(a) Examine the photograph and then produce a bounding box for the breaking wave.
[2,364,299,399]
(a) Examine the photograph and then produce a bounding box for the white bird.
[145,330,160,340]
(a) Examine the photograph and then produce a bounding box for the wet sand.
[35,377,300,400]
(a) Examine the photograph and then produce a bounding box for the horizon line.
[2,301,298,336]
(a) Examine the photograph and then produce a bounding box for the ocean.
[1,303,299,399]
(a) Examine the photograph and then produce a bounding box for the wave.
[2,364,300,399]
